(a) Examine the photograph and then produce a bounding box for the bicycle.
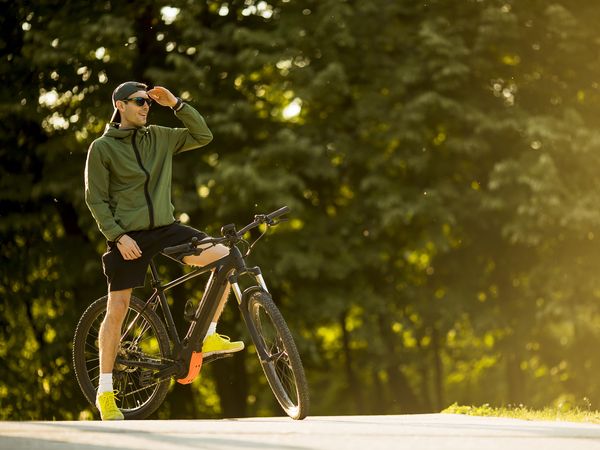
[72,206,309,420]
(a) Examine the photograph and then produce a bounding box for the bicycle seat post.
[149,260,162,289]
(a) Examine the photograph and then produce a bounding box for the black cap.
[110,81,148,124]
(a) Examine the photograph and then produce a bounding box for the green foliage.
[3,0,600,420]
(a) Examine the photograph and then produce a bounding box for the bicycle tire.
[247,290,309,420]
[72,295,172,420]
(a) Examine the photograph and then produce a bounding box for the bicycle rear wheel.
[247,290,309,420]
[72,295,172,419]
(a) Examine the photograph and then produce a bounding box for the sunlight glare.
[39,90,59,107]
[161,6,180,25]
[282,98,302,120]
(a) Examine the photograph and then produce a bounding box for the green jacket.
[84,103,213,241]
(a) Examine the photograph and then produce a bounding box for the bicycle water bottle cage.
[221,223,236,237]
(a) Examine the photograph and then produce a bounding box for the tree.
[4,0,600,420]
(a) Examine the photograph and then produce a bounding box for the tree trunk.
[431,325,444,410]
[340,310,363,414]
[377,313,424,413]
[212,352,248,418]
[505,350,524,404]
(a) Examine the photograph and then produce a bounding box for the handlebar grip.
[267,206,290,221]
[163,242,192,255]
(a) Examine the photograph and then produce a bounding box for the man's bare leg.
[98,289,131,384]
[96,288,131,420]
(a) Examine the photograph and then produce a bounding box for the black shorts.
[101,222,207,292]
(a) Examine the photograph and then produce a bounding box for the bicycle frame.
[119,244,271,380]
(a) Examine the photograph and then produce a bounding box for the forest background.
[3,0,600,420]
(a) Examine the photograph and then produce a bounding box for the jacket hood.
[102,124,149,139]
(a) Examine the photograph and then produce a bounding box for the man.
[84,81,243,421]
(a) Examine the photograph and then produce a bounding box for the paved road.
[2,414,600,450]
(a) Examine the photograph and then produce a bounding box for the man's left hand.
[147,86,177,108]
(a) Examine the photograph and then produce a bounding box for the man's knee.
[206,244,229,260]
[107,289,131,318]
[183,243,229,267]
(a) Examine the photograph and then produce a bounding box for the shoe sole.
[96,408,124,421]
[96,400,124,421]
[203,345,245,357]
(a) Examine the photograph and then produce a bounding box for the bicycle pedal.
[184,299,196,322]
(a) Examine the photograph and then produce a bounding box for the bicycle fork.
[229,267,273,363]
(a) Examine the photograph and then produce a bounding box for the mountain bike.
[72,206,309,420]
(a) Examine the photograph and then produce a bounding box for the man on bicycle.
[84,81,243,420]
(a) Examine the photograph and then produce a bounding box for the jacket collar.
[103,123,149,139]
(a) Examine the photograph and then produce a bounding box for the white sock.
[204,322,217,342]
[98,372,113,394]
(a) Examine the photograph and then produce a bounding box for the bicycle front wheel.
[247,290,309,420]
[72,295,172,420]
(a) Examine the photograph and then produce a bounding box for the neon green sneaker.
[202,334,245,357]
[96,391,124,421]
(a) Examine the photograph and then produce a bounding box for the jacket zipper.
[131,130,155,229]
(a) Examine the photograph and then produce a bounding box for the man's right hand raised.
[116,234,143,260]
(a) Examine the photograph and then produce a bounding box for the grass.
[442,402,600,424]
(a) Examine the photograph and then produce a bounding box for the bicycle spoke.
[125,322,154,351]
[277,364,297,393]
[126,319,151,344]
[90,321,102,335]
[85,341,98,353]
[121,310,139,341]
[90,369,100,379]
[121,300,159,345]
[121,379,168,399]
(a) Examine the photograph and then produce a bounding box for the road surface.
[1,414,600,449]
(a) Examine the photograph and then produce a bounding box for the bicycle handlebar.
[267,205,290,221]
[162,206,290,256]
[162,241,194,256]
[237,206,290,236]
[162,236,205,256]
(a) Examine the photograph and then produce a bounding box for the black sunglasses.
[123,96,153,107]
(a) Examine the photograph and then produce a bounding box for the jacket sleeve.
[170,103,214,154]
[84,143,126,241]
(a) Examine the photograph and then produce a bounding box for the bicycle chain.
[119,347,178,364]
[119,377,172,399]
